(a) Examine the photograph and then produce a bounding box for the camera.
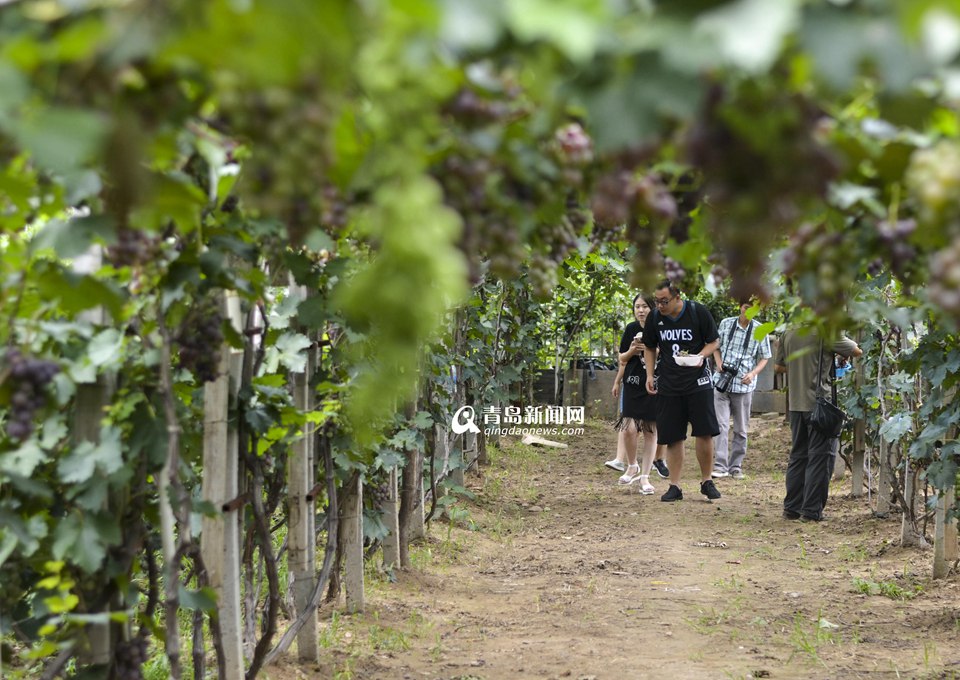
[714,364,739,393]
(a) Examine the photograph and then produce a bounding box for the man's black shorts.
[656,390,720,445]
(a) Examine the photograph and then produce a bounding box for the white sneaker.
[605,459,626,472]
[712,470,729,478]
[730,470,745,480]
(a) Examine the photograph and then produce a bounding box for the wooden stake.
[933,485,959,579]
[200,293,244,679]
[72,248,115,666]
[342,476,365,613]
[74,382,113,666]
[382,467,400,569]
[851,330,865,496]
[450,433,465,489]
[287,370,319,661]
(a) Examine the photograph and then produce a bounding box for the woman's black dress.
[615,321,657,430]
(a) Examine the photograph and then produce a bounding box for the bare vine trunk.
[398,446,422,568]
[157,312,186,680]
[899,458,926,547]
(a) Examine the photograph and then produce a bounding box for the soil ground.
[268,415,960,680]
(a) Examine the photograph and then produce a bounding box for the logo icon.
[451,405,481,434]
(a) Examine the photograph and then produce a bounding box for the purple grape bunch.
[554,122,594,168]
[664,257,686,284]
[175,299,224,383]
[4,349,59,441]
[113,634,150,680]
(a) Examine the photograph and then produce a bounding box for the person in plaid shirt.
[709,300,772,479]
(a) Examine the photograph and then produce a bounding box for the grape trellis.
[1,1,960,678]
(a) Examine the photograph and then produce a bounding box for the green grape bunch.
[685,81,841,302]
[905,139,960,229]
[781,222,855,316]
[929,236,960,323]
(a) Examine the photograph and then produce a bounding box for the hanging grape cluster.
[434,78,594,296]
[527,253,559,300]
[552,122,594,186]
[436,153,527,283]
[218,81,335,245]
[590,171,637,235]
[105,228,160,268]
[929,236,960,323]
[112,634,149,680]
[366,474,392,509]
[664,257,686,285]
[3,349,59,441]
[873,219,917,279]
[443,88,512,129]
[905,139,960,228]
[780,222,854,315]
[686,81,840,301]
[175,298,224,383]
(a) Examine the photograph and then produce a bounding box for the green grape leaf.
[130,172,206,232]
[267,294,301,331]
[440,0,504,53]
[52,512,119,573]
[86,329,125,368]
[297,295,329,330]
[413,410,434,429]
[9,106,107,173]
[178,585,218,611]
[0,531,18,568]
[879,412,913,443]
[924,458,959,494]
[264,332,312,373]
[35,268,125,319]
[695,0,800,73]
[0,59,29,114]
[29,216,114,259]
[0,441,47,477]
[505,0,603,62]
[58,428,123,483]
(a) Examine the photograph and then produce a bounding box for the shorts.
[656,389,720,445]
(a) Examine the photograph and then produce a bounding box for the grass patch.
[788,611,837,666]
[851,576,922,600]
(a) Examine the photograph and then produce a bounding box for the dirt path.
[269,416,960,680]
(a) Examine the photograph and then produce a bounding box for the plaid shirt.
[712,316,772,394]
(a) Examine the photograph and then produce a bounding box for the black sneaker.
[661,484,683,502]
[652,459,670,478]
[782,510,801,521]
[700,479,722,500]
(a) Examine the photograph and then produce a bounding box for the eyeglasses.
[654,296,676,307]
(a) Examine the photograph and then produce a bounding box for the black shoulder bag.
[810,341,846,438]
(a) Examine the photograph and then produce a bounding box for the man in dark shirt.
[643,280,722,502]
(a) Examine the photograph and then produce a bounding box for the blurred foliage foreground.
[1,0,960,678]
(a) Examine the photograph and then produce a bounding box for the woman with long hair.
[610,293,660,494]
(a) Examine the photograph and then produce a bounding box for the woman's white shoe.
[617,464,641,485]
[637,475,655,495]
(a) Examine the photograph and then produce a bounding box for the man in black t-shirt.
[643,280,722,502]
